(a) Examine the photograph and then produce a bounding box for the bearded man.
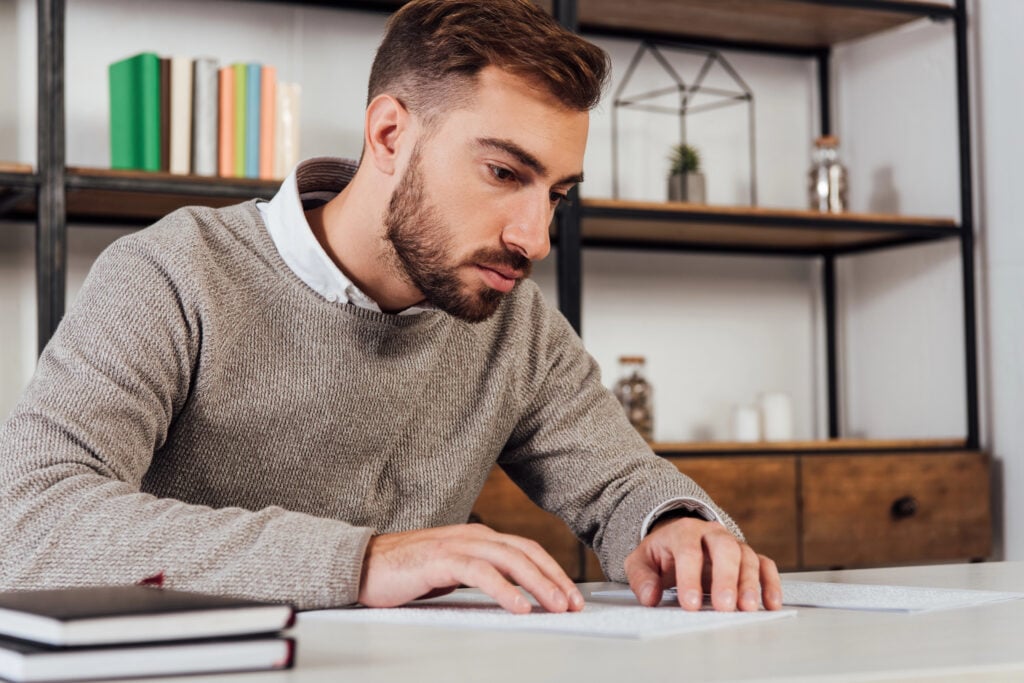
[0,0,781,614]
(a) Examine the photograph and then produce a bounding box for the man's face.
[382,67,590,323]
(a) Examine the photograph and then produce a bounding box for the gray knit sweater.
[0,197,737,609]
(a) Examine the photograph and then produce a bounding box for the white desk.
[151,562,1024,682]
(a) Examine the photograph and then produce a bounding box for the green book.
[233,63,247,178]
[108,52,162,171]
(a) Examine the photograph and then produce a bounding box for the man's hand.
[357,524,585,614]
[623,517,782,612]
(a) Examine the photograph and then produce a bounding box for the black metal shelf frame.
[29,0,979,450]
[553,0,978,449]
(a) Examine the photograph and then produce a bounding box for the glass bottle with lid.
[808,135,848,213]
[613,355,654,442]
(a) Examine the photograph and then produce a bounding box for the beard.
[383,146,532,323]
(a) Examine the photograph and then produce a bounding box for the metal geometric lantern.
[612,40,757,204]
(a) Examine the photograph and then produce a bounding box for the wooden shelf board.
[248,1,947,49]
[577,198,959,254]
[64,167,280,223]
[580,0,954,50]
[0,165,38,220]
[653,437,968,455]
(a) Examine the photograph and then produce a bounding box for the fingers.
[450,527,582,613]
[625,553,663,607]
[497,532,585,611]
[359,524,583,615]
[759,554,783,610]
[628,517,785,613]
[672,540,706,611]
[703,528,743,611]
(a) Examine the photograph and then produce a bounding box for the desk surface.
[153,562,1024,682]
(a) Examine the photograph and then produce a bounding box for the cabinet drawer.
[471,467,582,579]
[801,452,992,568]
[667,456,799,570]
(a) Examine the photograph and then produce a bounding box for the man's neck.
[305,171,425,313]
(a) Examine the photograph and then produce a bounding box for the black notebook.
[0,586,294,647]
[0,633,295,682]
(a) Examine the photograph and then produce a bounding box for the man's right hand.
[357,524,585,614]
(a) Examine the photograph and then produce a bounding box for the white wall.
[975,0,1024,561]
[1,1,1016,553]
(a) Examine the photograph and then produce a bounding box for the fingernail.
[768,590,783,608]
[720,589,736,610]
[684,589,702,609]
[571,590,585,610]
[741,590,759,610]
[514,594,530,612]
[551,589,568,611]
[642,581,660,604]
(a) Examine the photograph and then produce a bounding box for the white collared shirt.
[257,158,431,315]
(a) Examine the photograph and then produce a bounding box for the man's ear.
[364,94,410,176]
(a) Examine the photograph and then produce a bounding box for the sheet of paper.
[302,592,795,639]
[594,581,1024,613]
[779,580,1024,612]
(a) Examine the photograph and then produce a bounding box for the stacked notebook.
[0,585,295,682]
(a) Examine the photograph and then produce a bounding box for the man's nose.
[501,193,552,262]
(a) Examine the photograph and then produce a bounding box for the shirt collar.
[259,157,433,316]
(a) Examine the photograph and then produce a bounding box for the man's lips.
[476,264,522,293]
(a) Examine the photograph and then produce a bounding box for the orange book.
[217,66,234,177]
[259,66,277,180]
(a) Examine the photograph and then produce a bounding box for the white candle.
[732,405,761,442]
[759,392,793,442]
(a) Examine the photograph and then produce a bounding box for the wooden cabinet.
[800,451,991,568]
[472,449,992,580]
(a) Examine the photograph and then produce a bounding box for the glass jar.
[613,355,653,442]
[808,135,848,213]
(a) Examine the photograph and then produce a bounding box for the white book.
[168,56,193,175]
[191,56,220,176]
[274,82,301,179]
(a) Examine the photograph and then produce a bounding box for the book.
[233,62,247,177]
[168,56,193,175]
[275,81,301,179]
[0,585,294,647]
[191,57,220,176]
[159,57,171,172]
[245,62,262,178]
[0,633,294,682]
[259,65,277,180]
[108,52,161,171]
[217,65,235,177]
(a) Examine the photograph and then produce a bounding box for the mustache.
[472,247,533,278]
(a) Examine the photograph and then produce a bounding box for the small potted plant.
[667,142,706,203]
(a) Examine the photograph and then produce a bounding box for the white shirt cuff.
[640,497,721,541]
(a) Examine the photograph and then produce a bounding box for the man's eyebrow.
[477,137,584,186]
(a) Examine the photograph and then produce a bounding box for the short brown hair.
[368,0,609,123]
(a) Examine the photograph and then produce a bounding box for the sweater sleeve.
[0,236,371,610]
[499,301,743,583]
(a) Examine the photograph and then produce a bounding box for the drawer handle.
[890,496,918,520]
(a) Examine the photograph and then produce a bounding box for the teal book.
[245,62,262,178]
[108,52,162,171]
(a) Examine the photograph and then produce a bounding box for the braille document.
[595,581,1024,613]
[302,591,795,639]
[778,580,1024,613]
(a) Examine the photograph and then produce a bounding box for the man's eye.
[550,191,569,205]
[490,165,515,182]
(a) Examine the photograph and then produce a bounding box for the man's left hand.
[623,517,783,611]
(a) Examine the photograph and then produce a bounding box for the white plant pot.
[667,172,706,203]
